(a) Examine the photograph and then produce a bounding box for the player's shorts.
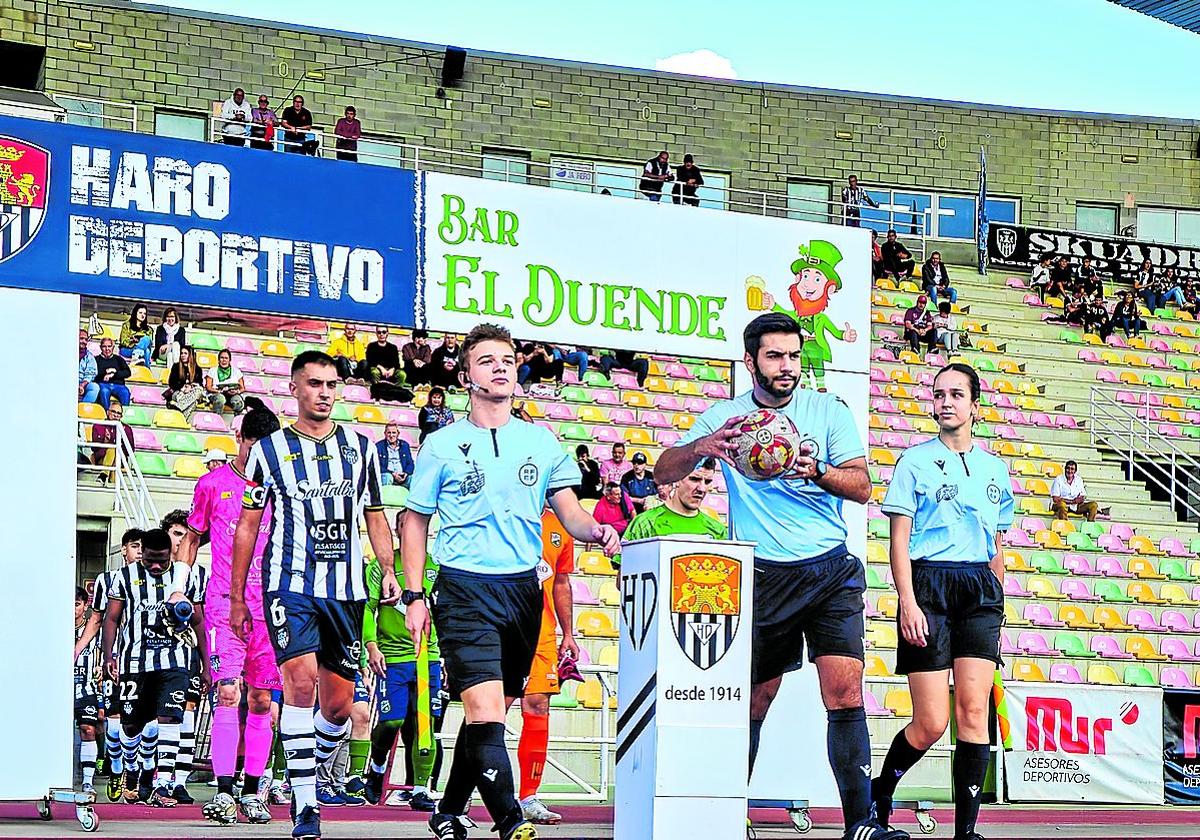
[205,592,283,692]
[432,566,542,698]
[186,647,203,706]
[74,691,101,726]
[896,561,1004,675]
[117,667,190,728]
[377,661,445,723]
[100,679,116,716]
[354,671,372,705]
[752,546,866,685]
[525,627,561,696]
[264,590,365,682]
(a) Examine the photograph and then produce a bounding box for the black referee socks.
[876,727,930,800]
[953,740,990,839]
[826,706,872,829]
[437,721,474,817]
[470,722,522,830]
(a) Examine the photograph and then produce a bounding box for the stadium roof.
[1110,0,1200,33]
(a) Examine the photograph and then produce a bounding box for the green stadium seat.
[974,423,995,439]
[583,371,610,388]
[559,423,592,442]
[122,406,153,427]
[1171,357,1192,372]
[1094,579,1133,603]
[696,365,725,383]
[865,567,888,590]
[550,684,578,709]
[1190,537,1200,555]
[560,385,589,403]
[1030,552,1068,575]
[446,392,469,412]
[1161,558,1197,582]
[331,403,354,422]
[868,519,889,540]
[1065,532,1098,552]
[1058,330,1083,344]
[135,452,170,477]
[190,333,221,351]
[381,485,409,508]
[1143,373,1166,388]
[1080,522,1107,539]
[163,432,203,454]
[293,343,324,356]
[975,358,998,372]
[1053,632,1097,659]
[1123,665,1157,687]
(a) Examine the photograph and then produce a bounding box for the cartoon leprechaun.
[745,240,857,391]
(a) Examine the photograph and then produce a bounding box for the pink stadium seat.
[1077,349,1101,363]
[609,408,637,425]
[1107,334,1129,349]
[1096,369,1120,383]
[350,423,378,443]
[132,428,162,450]
[1161,538,1191,557]
[682,397,709,414]
[706,494,729,516]
[664,362,693,380]
[191,412,227,432]
[242,376,269,395]
[261,358,291,376]
[341,385,372,403]
[871,398,897,414]
[992,394,1018,409]
[657,430,683,448]
[1010,478,1030,496]
[1049,663,1084,684]
[225,336,256,354]
[653,394,684,412]
[886,416,915,432]
[593,389,622,406]
[925,353,947,367]
[1148,355,1168,369]
[1162,610,1199,634]
[233,355,260,374]
[1055,415,1081,430]
[1160,667,1194,688]
[702,383,730,399]
[1127,608,1167,632]
[871,348,896,362]
[1110,523,1134,541]
[864,689,892,717]
[130,385,166,406]
[1152,323,1174,336]
[610,372,639,389]
[1193,588,1200,607]
[561,369,580,385]
[1007,277,1026,289]
[1021,516,1048,533]
[1116,390,1141,405]
[1022,293,1044,307]
[1023,604,1065,628]
[1029,411,1054,427]
[1090,635,1134,659]
[642,411,673,429]
[881,432,907,449]
[1063,553,1097,576]
[1061,579,1099,602]
[270,379,292,397]
[1097,536,1132,555]
[1097,556,1133,577]
[1005,529,1037,548]
[1017,631,1060,656]
[868,431,882,447]
[571,579,599,606]
[1004,576,1032,597]
[1006,410,1032,426]
[545,403,577,421]
[869,384,884,399]
[592,426,622,443]
[1000,632,1021,656]
[995,425,1024,441]
[1159,423,1184,438]
[279,398,298,417]
[1161,639,1200,663]
[870,367,887,383]
[877,329,900,342]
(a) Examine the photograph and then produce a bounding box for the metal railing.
[77,418,160,527]
[51,95,138,132]
[1089,385,1200,521]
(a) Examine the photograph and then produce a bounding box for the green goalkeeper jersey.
[363,554,440,666]
[616,505,726,567]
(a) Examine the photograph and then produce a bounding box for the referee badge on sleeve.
[670,554,742,670]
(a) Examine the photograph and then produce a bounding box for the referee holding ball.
[402,323,620,840]
[873,363,1013,840]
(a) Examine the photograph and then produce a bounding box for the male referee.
[656,313,907,840]
[403,323,620,840]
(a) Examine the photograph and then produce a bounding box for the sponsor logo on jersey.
[295,478,354,499]
[210,654,221,672]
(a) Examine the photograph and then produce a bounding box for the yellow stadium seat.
[623,429,653,446]
[1127,582,1166,604]
[597,645,619,668]
[998,360,1023,375]
[1051,519,1075,536]
[977,340,1001,354]
[78,402,106,420]
[1004,551,1033,572]
[1166,375,1189,390]
[883,688,913,717]
[259,339,292,357]
[992,441,1020,458]
[598,580,620,607]
[864,654,892,678]
[900,278,921,291]
[871,310,887,324]
[1025,479,1050,495]
[1162,583,1199,606]
[884,383,912,399]
[1004,602,1029,626]
[353,405,386,424]
[1126,336,1148,350]
[1087,664,1121,686]
[127,365,157,383]
[1126,636,1168,661]
[1045,296,1064,308]
[576,609,618,638]
[1099,350,1122,366]
[1119,372,1142,385]
[897,400,925,417]
[672,413,696,430]
[1041,461,1063,478]
[1128,557,1166,579]
[1013,661,1046,682]
[195,350,218,369]
[673,380,702,396]
[1034,530,1065,550]
[1093,606,1132,631]
[876,593,898,618]
[576,406,608,424]
[644,376,671,393]
[1020,443,1047,458]
[870,448,898,466]
[173,456,206,479]
[522,401,546,419]
[870,486,887,505]
[1124,353,1149,368]
[576,679,615,709]
[869,415,887,430]
[867,542,889,565]
[865,624,897,649]
[912,418,939,434]
[1129,536,1164,556]
[978,407,1003,423]
[623,391,653,408]
[203,435,237,456]
[890,369,915,385]
[1058,604,1099,629]
[1082,333,1103,346]
[1012,459,1040,477]
[992,377,1018,394]
[876,278,898,291]
[1027,575,1066,600]
[577,551,616,576]
[153,409,190,430]
[872,292,893,307]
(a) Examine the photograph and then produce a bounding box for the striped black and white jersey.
[109,561,205,674]
[243,423,383,602]
[74,623,101,699]
[91,569,122,661]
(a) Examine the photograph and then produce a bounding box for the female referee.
[872,363,1014,840]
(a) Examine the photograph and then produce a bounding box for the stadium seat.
[134,452,170,477]
[132,428,162,451]
[163,431,203,454]
[576,610,618,639]
[598,581,620,607]
[1061,579,1099,602]
[1004,550,1033,572]
[1095,579,1134,603]
[259,340,292,357]
[1030,552,1067,574]
[558,423,591,442]
[571,579,599,606]
[173,456,206,479]
[1017,632,1059,657]
[1001,632,1021,656]
[576,679,614,709]
[1086,664,1121,685]
[1049,663,1084,684]
[153,409,190,430]
[1126,635,1169,661]
[865,567,888,590]
[1128,581,1166,604]
[1091,635,1135,659]
[192,412,228,432]
[1127,608,1167,632]
[126,365,158,384]
[864,654,891,677]
[77,402,106,420]
[550,685,578,709]
[866,543,888,565]
[1160,558,1197,582]
[122,406,153,427]
[1096,556,1133,577]
[1013,661,1046,682]
[1161,668,1195,688]
[1053,631,1095,658]
[1027,575,1066,600]
[1161,584,1199,606]
[1023,604,1064,628]
[865,625,897,649]
[875,593,898,619]
[129,385,166,406]
[864,690,892,717]
[1162,639,1200,663]
[1004,602,1029,627]
[578,551,616,576]
[883,688,913,717]
[1003,576,1032,598]
[1123,665,1157,687]
[597,645,619,668]
[353,405,386,424]
[1093,605,1133,631]
[1162,610,1199,634]
[1058,604,1099,629]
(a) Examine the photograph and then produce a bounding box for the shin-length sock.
[349,738,371,778]
[155,721,181,788]
[173,709,195,786]
[517,711,550,801]
[313,710,349,767]
[105,718,123,775]
[119,728,141,774]
[826,707,872,830]
[139,721,159,772]
[210,705,241,789]
[280,704,318,811]
[873,727,931,827]
[368,720,402,775]
[436,721,475,817]
[953,740,991,839]
[470,722,521,831]
[80,740,99,787]
[243,710,275,778]
[413,733,438,792]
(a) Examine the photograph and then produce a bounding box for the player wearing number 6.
[232,350,401,840]
[402,323,621,840]
[873,363,1013,840]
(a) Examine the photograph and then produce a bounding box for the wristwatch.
[401,589,425,606]
[813,460,827,480]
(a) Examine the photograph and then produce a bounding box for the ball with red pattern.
[731,408,801,481]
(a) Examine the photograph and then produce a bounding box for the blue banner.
[0,114,418,324]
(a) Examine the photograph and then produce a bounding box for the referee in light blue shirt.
[872,362,1014,840]
[402,323,620,840]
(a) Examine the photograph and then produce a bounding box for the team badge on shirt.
[669,553,742,670]
[986,483,1001,504]
[340,445,359,465]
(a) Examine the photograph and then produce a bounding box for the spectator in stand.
[1181,276,1200,318]
[575,445,602,500]
[1084,293,1110,338]
[280,95,317,155]
[250,94,277,150]
[1132,259,1154,299]
[558,345,590,381]
[600,348,649,387]
[902,295,936,354]
[1135,263,1165,312]
[1029,253,1052,302]
[428,333,461,390]
[639,150,673,202]
[644,481,673,511]
[870,230,885,280]
[219,88,255,146]
[1075,256,1103,299]
[94,337,131,407]
[518,342,565,388]
[327,324,369,383]
[334,105,361,162]
[1061,288,1087,327]
[165,345,206,421]
[1108,291,1145,338]
[673,154,704,207]
[153,306,186,369]
[375,422,414,487]
[118,303,153,366]
[365,326,401,385]
[205,349,246,415]
[592,482,636,536]
[841,175,879,227]
[417,386,454,443]
[932,274,958,306]
[920,251,950,297]
[599,442,630,487]
[204,448,227,472]
[1162,267,1186,307]
[1051,460,1099,521]
[620,452,658,514]
[91,401,134,483]
[932,301,959,354]
[1047,256,1072,301]
[881,229,915,279]
[401,329,433,387]
[79,330,99,404]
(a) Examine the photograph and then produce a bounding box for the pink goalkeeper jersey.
[187,463,272,600]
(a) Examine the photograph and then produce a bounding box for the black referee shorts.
[432,566,542,699]
[896,561,1004,675]
[265,590,366,682]
[752,546,866,685]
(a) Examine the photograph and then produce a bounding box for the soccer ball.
[731,408,800,480]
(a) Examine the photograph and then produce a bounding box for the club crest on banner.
[0,137,49,264]
[669,553,741,670]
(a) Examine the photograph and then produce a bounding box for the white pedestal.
[614,536,755,840]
